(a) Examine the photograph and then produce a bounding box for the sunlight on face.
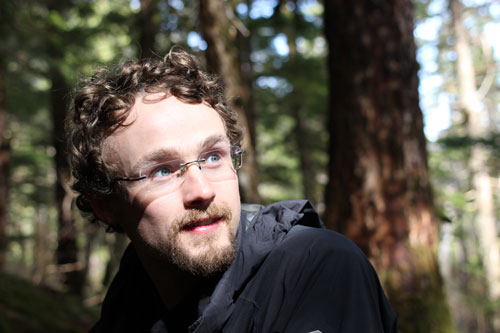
[105,96,241,275]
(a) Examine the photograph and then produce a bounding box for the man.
[67,47,397,332]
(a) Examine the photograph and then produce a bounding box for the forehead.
[104,95,227,171]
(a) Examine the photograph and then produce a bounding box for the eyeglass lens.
[132,145,242,196]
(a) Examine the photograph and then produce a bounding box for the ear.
[88,195,120,227]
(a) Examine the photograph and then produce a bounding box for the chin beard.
[163,204,238,277]
[169,233,237,277]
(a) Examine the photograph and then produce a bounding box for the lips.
[181,216,222,233]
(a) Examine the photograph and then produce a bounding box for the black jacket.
[92,200,397,332]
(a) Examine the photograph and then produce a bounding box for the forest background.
[0,0,499,332]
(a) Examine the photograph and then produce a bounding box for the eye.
[153,167,172,178]
[206,153,221,163]
[201,150,225,165]
[149,162,179,178]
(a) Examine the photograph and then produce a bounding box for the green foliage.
[416,0,500,330]
[247,0,328,205]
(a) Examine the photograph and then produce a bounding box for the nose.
[181,163,216,209]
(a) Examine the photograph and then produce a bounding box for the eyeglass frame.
[111,145,245,185]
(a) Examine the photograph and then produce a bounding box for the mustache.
[172,204,233,233]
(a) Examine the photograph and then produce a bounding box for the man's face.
[104,95,241,276]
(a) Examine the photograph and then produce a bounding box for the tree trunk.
[323,0,452,331]
[32,206,50,285]
[0,61,9,270]
[450,0,500,327]
[103,233,129,287]
[49,64,83,295]
[292,104,315,201]
[44,1,82,294]
[273,0,316,202]
[138,0,159,58]
[80,223,98,294]
[198,0,261,203]
[235,12,257,153]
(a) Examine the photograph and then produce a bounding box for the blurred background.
[0,0,499,332]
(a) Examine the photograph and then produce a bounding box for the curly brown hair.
[67,47,243,232]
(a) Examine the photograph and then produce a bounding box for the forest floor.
[0,272,98,332]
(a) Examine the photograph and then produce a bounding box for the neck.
[136,250,220,310]
[135,250,190,309]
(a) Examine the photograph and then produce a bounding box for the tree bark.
[278,0,316,202]
[32,206,50,285]
[44,1,83,295]
[292,105,315,201]
[49,64,83,295]
[103,233,129,287]
[138,0,159,58]
[323,0,452,331]
[0,60,9,270]
[198,0,261,203]
[450,0,500,327]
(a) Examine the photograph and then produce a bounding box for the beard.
[159,203,237,277]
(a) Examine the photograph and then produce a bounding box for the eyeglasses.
[112,145,244,195]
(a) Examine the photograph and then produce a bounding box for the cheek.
[213,179,241,227]
[128,177,240,225]
[214,178,240,203]
[141,193,180,223]
[129,201,177,244]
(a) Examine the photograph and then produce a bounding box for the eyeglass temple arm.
[112,175,146,182]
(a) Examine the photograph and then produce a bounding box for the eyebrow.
[198,134,228,152]
[131,134,229,173]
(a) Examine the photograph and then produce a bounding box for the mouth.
[181,216,223,234]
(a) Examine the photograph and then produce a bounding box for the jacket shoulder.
[252,226,397,332]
